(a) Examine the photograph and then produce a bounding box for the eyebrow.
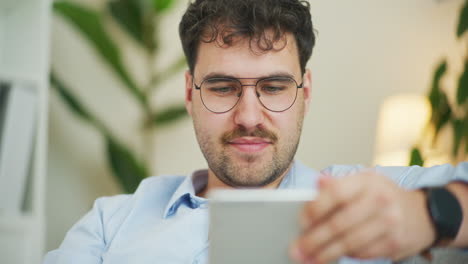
[202,71,296,80]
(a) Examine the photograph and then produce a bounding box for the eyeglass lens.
[199,77,299,113]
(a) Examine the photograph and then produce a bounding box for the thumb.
[318,173,333,189]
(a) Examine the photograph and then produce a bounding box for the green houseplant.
[50,0,187,193]
[410,0,468,166]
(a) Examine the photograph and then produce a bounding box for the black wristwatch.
[424,187,463,248]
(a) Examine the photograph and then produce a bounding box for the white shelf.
[0,71,43,85]
[0,214,37,230]
[0,0,49,79]
[0,0,32,15]
[0,214,42,264]
[0,0,50,263]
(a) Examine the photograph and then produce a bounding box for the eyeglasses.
[193,76,303,113]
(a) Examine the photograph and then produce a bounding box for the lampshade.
[373,94,431,166]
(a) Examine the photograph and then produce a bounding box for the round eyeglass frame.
[193,76,304,114]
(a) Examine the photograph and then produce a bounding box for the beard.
[194,120,303,188]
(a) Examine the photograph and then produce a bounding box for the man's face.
[185,33,312,188]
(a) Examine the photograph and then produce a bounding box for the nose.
[233,86,265,130]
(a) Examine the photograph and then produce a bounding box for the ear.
[302,68,312,114]
[185,70,193,116]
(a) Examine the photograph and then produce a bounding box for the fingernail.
[318,173,332,186]
[290,244,304,261]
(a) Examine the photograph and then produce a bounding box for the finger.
[302,174,367,228]
[352,223,407,261]
[349,209,405,260]
[318,173,332,188]
[352,234,399,260]
[298,193,381,256]
[341,215,391,258]
[304,212,391,264]
[304,241,342,264]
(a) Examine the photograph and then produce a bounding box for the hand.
[289,172,436,264]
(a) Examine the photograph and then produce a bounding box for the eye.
[209,86,236,94]
[202,78,240,96]
[260,84,288,95]
[261,86,285,94]
[259,78,294,95]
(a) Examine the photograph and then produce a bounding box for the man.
[44,0,468,263]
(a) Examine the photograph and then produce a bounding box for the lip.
[227,137,272,153]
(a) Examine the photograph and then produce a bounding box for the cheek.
[272,103,305,135]
[193,107,232,137]
[274,116,299,138]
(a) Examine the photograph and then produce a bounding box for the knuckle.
[329,183,346,202]
[376,191,392,206]
[318,243,342,263]
[301,230,325,253]
[383,213,397,226]
[386,234,402,257]
[341,235,355,253]
[328,216,344,235]
[301,235,321,256]
[383,209,401,227]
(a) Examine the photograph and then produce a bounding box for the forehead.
[194,33,301,79]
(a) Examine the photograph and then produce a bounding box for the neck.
[198,162,293,198]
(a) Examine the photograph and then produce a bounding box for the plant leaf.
[149,55,187,90]
[429,61,447,109]
[453,119,464,156]
[105,136,149,193]
[457,0,468,38]
[409,147,424,166]
[465,114,468,154]
[434,93,452,136]
[53,1,146,106]
[50,72,95,123]
[50,72,112,136]
[457,60,468,106]
[428,61,451,137]
[163,55,187,80]
[153,0,174,13]
[108,0,144,45]
[152,104,187,127]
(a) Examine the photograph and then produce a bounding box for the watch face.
[430,188,463,239]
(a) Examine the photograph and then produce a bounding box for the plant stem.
[142,62,156,174]
[140,7,158,174]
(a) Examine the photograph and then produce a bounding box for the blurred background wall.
[46,0,465,252]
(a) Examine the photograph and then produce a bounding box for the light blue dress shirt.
[43,161,468,264]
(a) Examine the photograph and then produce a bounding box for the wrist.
[413,189,437,251]
[415,188,437,260]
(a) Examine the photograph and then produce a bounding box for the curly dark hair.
[179,0,315,75]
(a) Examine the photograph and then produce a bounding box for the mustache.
[221,127,278,144]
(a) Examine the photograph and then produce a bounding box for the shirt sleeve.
[374,161,468,189]
[321,162,468,190]
[42,195,129,264]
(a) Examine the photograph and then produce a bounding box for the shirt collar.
[162,160,318,218]
[163,169,208,218]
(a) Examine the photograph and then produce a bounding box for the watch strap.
[420,187,463,260]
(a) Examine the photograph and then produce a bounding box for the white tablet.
[208,189,316,264]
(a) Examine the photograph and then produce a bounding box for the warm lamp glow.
[373,151,412,167]
[373,94,431,166]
